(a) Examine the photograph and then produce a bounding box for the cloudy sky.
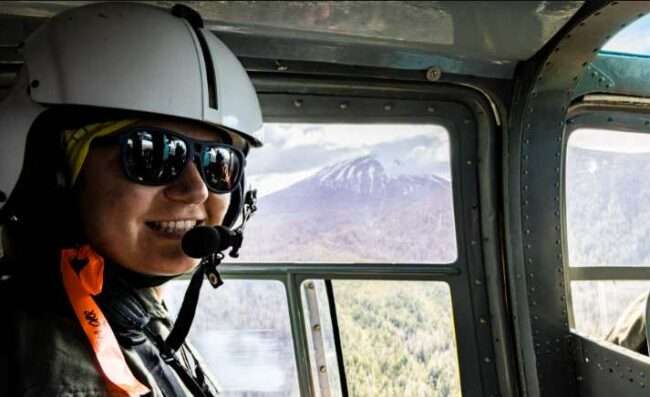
[246,123,450,197]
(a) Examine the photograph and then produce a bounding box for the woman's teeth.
[149,220,198,234]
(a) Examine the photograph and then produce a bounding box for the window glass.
[235,123,457,264]
[164,279,300,396]
[572,281,650,346]
[566,128,650,267]
[301,280,462,396]
[602,14,650,56]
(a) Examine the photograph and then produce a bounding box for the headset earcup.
[222,175,244,228]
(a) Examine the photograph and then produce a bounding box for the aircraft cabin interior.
[1,1,650,396]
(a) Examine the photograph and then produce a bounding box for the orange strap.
[60,246,150,397]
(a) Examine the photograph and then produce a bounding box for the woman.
[0,3,263,396]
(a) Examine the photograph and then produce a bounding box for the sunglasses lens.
[201,146,242,192]
[121,129,242,192]
[124,130,188,183]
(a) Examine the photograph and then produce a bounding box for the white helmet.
[0,2,263,207]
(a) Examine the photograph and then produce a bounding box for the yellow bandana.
[61,119,138,184]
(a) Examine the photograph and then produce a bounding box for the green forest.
[333,281,461,397]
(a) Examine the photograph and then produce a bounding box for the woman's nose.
[163,161,209,204]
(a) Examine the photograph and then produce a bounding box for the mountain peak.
[316,155,387,195]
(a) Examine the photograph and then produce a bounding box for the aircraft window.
[301,279,461,397]
[164,279,300,396]
[566,128,650,346]
[601,14,650,56]
[237,123,457,264]
[566,128,650,268]
[572,280,650,342]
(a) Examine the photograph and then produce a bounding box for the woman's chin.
[140,257,201,277]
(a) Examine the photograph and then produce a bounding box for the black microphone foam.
[182,226,221,258]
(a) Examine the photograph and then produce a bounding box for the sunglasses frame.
[95,126,246,194]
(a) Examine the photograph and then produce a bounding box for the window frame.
[564,103,650,324]
[562,101,650,396]
[201,76,504,396]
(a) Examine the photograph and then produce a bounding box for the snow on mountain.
[238,155,457,263]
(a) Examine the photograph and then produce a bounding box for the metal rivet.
[474,279,482,286]
[319,365,327,373]
[384,103,393,111]
[208,273,219,286]
[30,80,40,88]
[306,282,314,289]
[427,106,436,113]
[479,317,487,324]
[293,99,303,108]
[339,102,349,110]
[313,324,321,331]
[275,62,288,72]
[484,357,491,363]
[466,160,472,165]
[426,67,442,81]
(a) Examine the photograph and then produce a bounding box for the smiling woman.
[77,119,234,276]
[0,3,263,396]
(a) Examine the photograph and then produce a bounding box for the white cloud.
[264,123,448,150]
[248,167,321,197]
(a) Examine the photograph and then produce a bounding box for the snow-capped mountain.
[315,155,450,198]
[238,155,457,263]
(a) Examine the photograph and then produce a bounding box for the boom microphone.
[181,225,242,258]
